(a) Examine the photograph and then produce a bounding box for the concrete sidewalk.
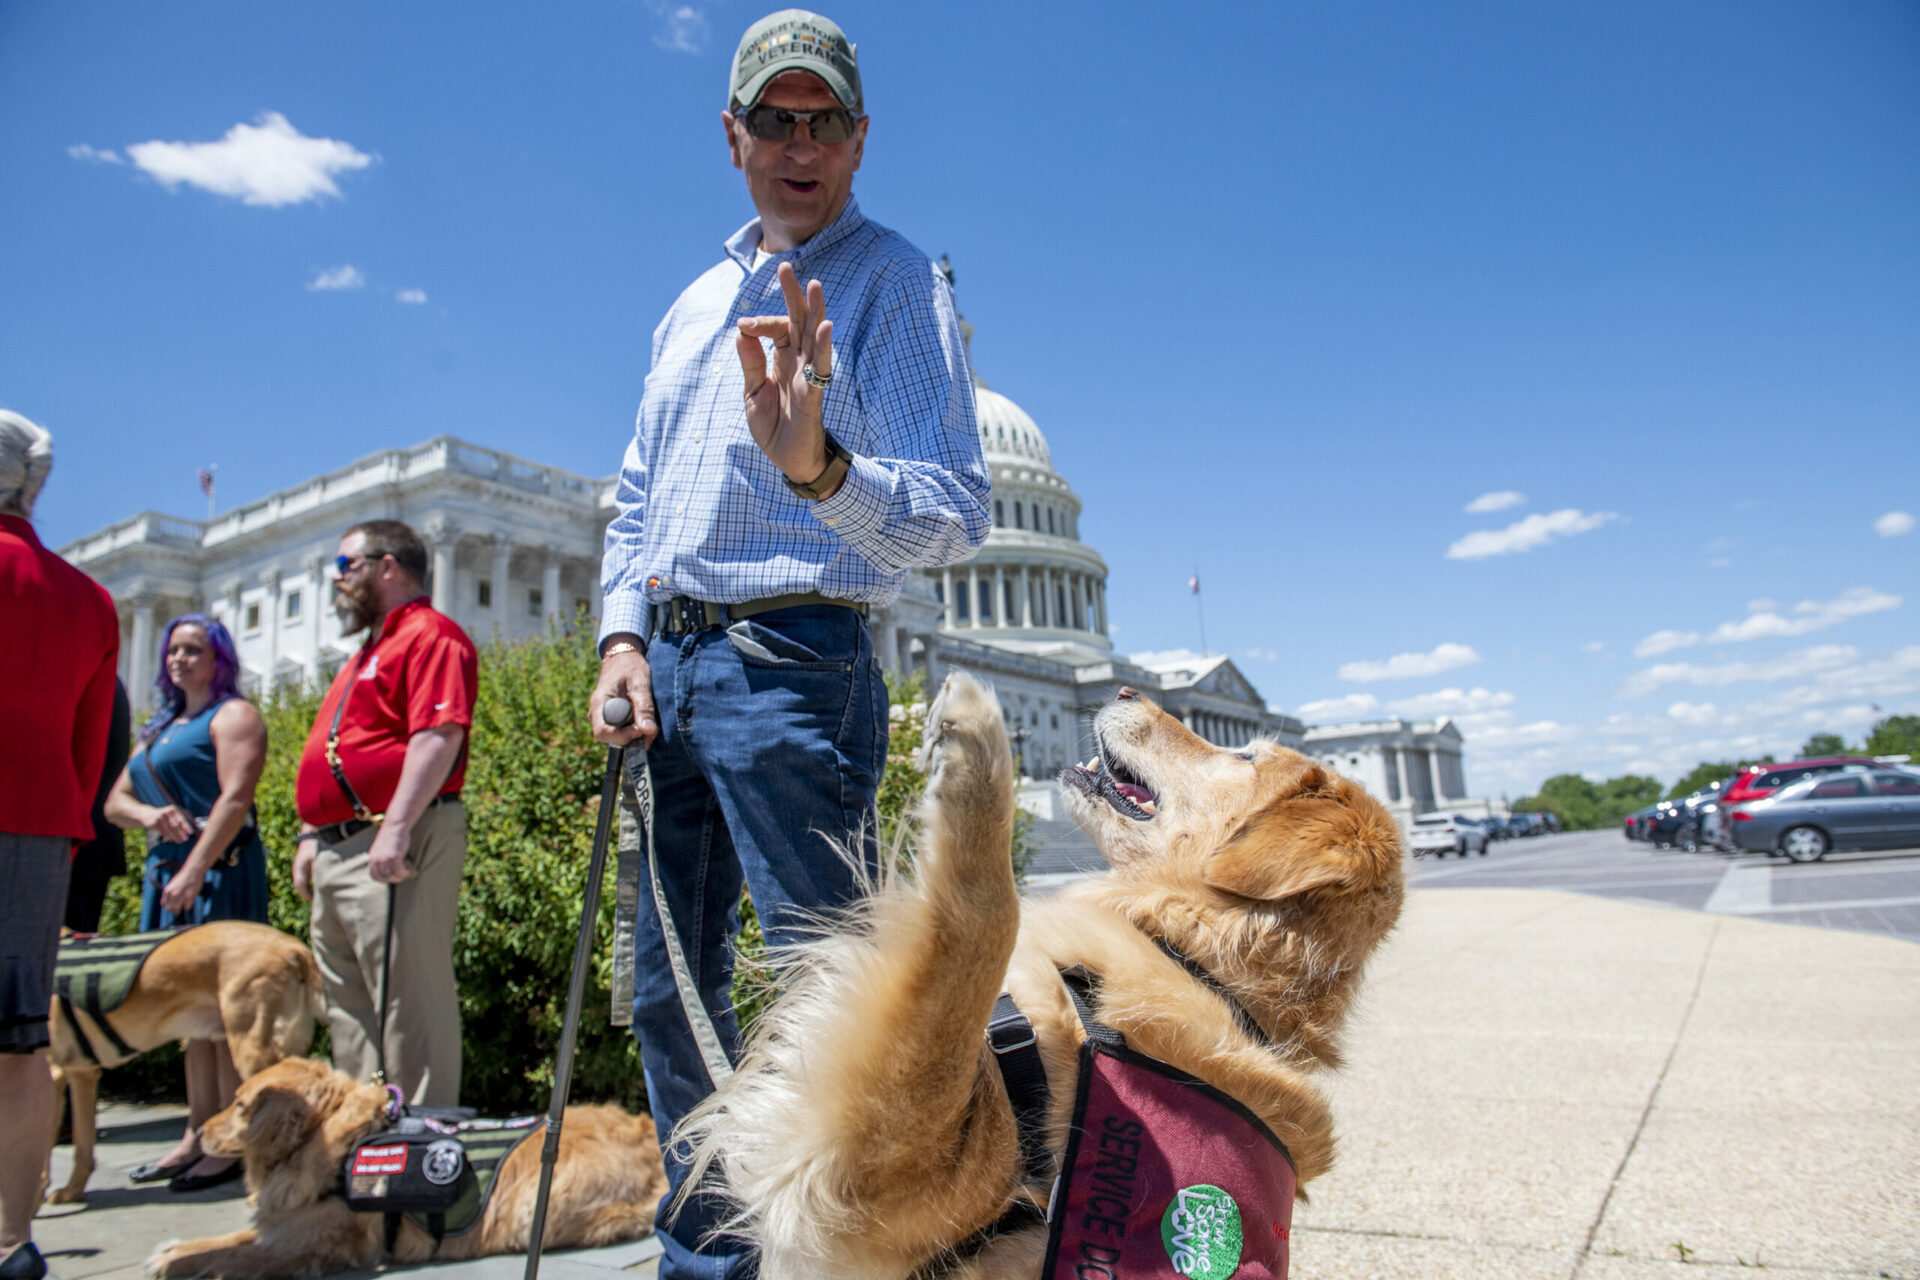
[36,888,1920,1278]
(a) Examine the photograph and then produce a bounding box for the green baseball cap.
[729,9,862,114]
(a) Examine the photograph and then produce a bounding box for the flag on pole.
[197,466,216,497]
[1188,573,1200,594]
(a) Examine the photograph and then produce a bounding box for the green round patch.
[1159,1183,1245,1279]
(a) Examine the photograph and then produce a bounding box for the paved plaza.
[36,838,1920,1279]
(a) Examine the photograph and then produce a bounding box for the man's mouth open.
[1060,737,1160,821]
[780,178,820,193]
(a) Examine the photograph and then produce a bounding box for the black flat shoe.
[0,1242,47,1280]
[168,1160,245,1194]
[128,1156,198,1184]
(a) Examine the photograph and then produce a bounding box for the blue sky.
[5,1,1917,799]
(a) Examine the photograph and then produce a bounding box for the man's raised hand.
[735,261,836,484]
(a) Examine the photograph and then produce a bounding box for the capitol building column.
[427,518,457,614]
[1020,566,1034,627]
[128,599,157,712]
[542,555,562,627]
[489,536,513,637]
[969,565,983,628]
[942,567,956,628]
[993,565,1007,629]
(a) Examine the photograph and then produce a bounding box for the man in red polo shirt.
[294,519,477,1107]
[1,410,118,1280]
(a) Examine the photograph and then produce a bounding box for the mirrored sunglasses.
[739,104,860,145]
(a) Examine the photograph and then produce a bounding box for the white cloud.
[1391,687,1515,718]
[1747,598,1778,614]
[1296,693,1379,722]
[1620,644,1857,698]
[395,288,428,305]
[1666,701,1719,726]
[127,112,372,207]
[67,143,123,165]
[651,2,709,52]
[1632,587,1900,658]
[1464,490,1525,514]
[1239,646,1284,662]
[1634,629,1700,658]
[1583,641,1606,654]
[1874,511,1915,538]
[307,265,364,292]
[1444,508,1618,560]
[1708,557,1732,569]
[1337,642,1480,684]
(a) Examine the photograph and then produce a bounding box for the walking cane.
[524,695,634,1280]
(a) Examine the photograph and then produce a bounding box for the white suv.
[1409,813,1490,859]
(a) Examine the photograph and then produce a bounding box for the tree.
[1514,773,1661,831]
[1800,733,1852,758]
[1864,715,1920,761]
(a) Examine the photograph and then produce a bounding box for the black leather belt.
[316,793,461,846]
[650,591,868,637]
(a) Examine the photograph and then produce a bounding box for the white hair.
[0,410,54,519]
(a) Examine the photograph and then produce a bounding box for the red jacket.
[1,514,121,840]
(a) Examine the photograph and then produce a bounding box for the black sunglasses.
[334,551,388,577]
[737,104,860,145]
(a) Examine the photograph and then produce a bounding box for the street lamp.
[1009,725,1030,778]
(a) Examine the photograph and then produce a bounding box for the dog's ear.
[1203,763,1394,902]
[241,1084,317,1164]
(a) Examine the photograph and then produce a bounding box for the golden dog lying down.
[678,673,1405,1279]
[47,921,324,1206]
[146,1058,666,1278]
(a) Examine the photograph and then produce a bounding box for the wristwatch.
[784,431,852,501]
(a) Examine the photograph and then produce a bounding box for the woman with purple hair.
[103,613,269,1193]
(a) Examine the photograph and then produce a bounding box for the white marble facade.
[62,438,609,707]
[1302,718,1477,826]
[61,378,1464,814]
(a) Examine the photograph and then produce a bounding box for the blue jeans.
[627,605,888,1280]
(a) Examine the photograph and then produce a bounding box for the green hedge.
[99,626,1026,1114]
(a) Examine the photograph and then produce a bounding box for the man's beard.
[335,585,377,636]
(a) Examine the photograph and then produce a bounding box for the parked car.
[1409,812,1491,858]
[1624,804,1659,841]
[1644,800,1688,848]
[1715,757,1879,819]
[1663,787,1726,852]
[1508,812,1543,837]
[1727,768,1920,862]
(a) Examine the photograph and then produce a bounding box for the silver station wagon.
[1726,768,1920,862]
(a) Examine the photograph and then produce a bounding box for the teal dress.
[130,697,269,930]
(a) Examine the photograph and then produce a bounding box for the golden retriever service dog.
[47,921,324,1206]
[677,673,1405,1279]
[146,1056,666,1278]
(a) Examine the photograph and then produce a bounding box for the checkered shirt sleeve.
[599,200,989,645]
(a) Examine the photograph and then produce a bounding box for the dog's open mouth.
[1061,736,1159,821]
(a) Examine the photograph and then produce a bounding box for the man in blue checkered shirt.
[587,11,987,1276]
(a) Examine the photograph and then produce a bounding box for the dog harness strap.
[1153,937,1274,1049]
[55,996,102,1066]
[986,993,1054,1188]
[80,970,140,1059]
[384,1212,402,1254]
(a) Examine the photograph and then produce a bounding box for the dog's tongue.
[1115,782,1152,805]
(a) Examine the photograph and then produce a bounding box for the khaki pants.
[310,799,465,1106]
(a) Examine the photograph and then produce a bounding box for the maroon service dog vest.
[1038,970,1297,1280]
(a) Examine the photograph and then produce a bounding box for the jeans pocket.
[725,619,851,671]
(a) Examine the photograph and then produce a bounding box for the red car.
[1717,756,1878,819]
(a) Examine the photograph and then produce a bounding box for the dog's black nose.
[1117,687,1138,701]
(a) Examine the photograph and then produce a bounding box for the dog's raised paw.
[916,671,1011,798]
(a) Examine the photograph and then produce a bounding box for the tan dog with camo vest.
[44,921,324,1206]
